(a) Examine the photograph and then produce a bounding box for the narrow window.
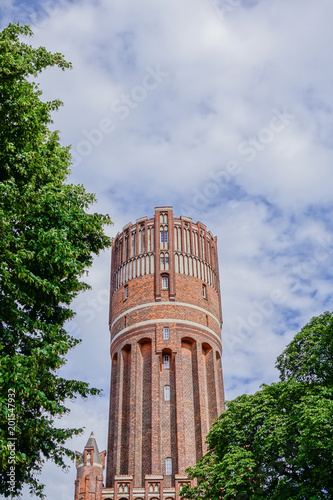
[163,327,169,340]
[165,458,172,475]
[164,385,170,401]
[165,252,169,270]
[124,284,129,299]
[162,276,168,290]
[124,315,127,328]
[164,355,170,369]
[202,284,207,299]
[160,231,168,243]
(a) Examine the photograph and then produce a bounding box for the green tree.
[0,24,112,497]
[181,312,333,500]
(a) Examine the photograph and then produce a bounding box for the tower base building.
[74,207,225,500]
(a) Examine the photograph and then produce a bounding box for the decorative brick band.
[110,318,222,346]
[110,301,222,330]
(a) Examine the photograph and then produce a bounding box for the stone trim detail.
[111,319,221,346]
[110,301,221,330]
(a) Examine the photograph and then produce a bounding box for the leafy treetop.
[0,23,112,498]
[181,311,333,500]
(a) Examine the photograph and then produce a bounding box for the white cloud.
[1,0,333,497]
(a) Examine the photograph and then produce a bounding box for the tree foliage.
[0,24,112,497]
[182,312,333,500]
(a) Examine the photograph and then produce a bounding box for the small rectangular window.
[163,327,169,340]
[164,355,170,369]
[165,458,172,475]
[160,231,168,243]
[162,276,168,290]
[124,285,129,299]
[202,284,207,299]
[164,385,170,401]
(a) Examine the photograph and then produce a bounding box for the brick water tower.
[102,206,225,500]
[74,206,225,500]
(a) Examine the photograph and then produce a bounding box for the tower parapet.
[105,207,225,498]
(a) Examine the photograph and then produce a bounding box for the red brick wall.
[140,340,152,481]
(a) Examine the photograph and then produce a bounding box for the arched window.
[147,227,152,252]
[165,252,169,270]
[164,385,170,401]
[175,253,179,273]
[165,458,172,475]
[160,225,168,249]
[139,227,145,254]
[164,355,170,369]
[160,212,168,224]
[162,276,168,290]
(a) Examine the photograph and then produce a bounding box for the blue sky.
[1,0,333,498]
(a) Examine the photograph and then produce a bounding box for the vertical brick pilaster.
[154,209,161,301]
[174,349,186,474]
[129,343,137,476]
[109,238,116,325]
[134,342,143,486]
[121,230,126,264]
[214,237,223,325]
[144,219,148,254]
[214,350,223,417]
[189,220,193,255]
[115,350,124,474]
[135,222,139,257]
[151,345,160,474]
[196,342,210,458]
[168,208,176,300]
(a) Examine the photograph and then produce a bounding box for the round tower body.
[106,207,225,494]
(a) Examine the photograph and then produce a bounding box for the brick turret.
[74,432,106,500]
